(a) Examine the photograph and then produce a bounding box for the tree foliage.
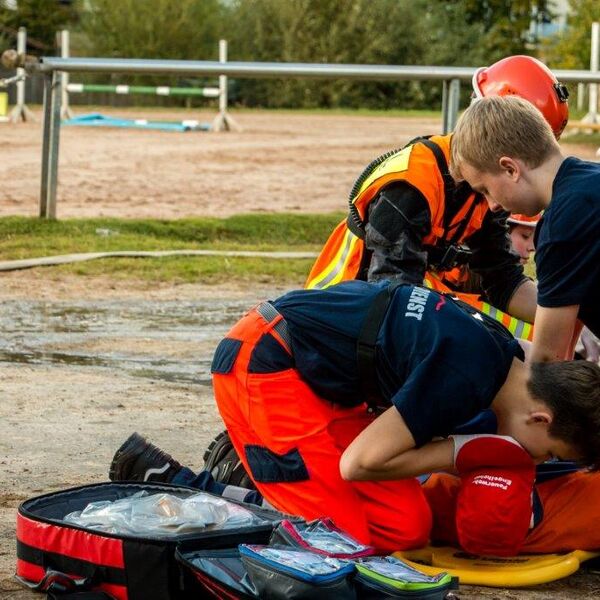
[0,0,79,54]
[454,0,554,58]
[81,0,225,61]
[0,0,588,109]
[542,0,600,69]
[226,0,431,108]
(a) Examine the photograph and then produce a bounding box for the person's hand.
[580,327,600,363]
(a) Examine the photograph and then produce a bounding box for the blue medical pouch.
[238,544,356,599]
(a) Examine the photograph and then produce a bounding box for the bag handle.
[15,568,116,599]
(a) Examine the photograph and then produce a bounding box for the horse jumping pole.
[61,32,231,130]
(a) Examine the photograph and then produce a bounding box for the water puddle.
[0,298,256,385]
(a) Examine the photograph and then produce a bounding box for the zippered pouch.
[354,555,458,599]
[175,547,259,599]
[239,544,356,599]
[270,518,374,559]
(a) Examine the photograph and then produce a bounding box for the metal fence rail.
[28,57,600,219]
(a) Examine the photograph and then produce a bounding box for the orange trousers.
[212,305,600,555]
[423,470,600,553]
[212,306,431,552]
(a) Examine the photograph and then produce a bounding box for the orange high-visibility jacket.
[305,134,488,290]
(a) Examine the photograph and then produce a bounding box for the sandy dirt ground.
[1,109,599,598]
[0,107,597,219]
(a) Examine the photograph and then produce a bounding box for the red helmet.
[472,55,569,139]
[507,213,541,227]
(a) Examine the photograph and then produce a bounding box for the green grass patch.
[0,214,343,284]
[561,131,600,146]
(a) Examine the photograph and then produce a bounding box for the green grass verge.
[0,214,344,284]
[561,131,600,146]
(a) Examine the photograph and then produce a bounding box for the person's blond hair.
[450,95,560,180]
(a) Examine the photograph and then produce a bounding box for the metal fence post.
[9,27,35,122]
[59,30,74,120]
[446,78,461,133]
[582,22,599,124]
[212,40,240,131]
[40,71,63,219]
[441,80,449,134]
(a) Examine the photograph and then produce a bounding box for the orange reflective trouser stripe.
[423,273,534,342]
[422,471,600,553]
[212,308,432,551]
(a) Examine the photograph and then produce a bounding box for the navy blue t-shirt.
[535,157,600,337]
[273,281,522,447]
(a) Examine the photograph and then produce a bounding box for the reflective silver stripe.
[273,319,292,349]
[487,306,499,320]
[256,302,292,348]
[222,484,252,503]
[513,319,525,339]
[256,301,280,322]
[312,231,356,289]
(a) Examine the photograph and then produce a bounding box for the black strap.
[17,540,126,588]
[423,189,482,271]
[357,282,403,411]
[450,296,514,342]
[14,568,116,599]
[417,138,455,223]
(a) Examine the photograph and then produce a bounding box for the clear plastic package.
[297,521,370,555]
[64,491,263,537]
[270,518,374,558]
[241,545,347,576]
[358,555,448,583]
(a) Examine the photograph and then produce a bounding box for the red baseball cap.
[455,436,536,557]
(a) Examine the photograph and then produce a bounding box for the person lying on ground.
[450,95,600,363]
[109,280,600,555]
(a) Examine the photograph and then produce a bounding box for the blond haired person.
[450,96,600,363]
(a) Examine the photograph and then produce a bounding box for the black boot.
[203,430,256,490]
[109,432,183,483]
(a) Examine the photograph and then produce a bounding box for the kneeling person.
[111,281,600,553]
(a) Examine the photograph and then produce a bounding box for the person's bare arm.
[530,305,580,362]
[506,279,537,323]
[339,406,454,481]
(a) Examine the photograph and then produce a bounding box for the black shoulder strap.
[419,138,486,245]
[357,281,403,411]
[417,138,455,225]
[445,191,484,246]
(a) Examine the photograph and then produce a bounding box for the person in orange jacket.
[306,56,569,332]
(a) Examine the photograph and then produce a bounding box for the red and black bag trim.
[16,481,286,600]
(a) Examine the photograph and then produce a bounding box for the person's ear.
[498,156,520,180]
[527,411,553,427]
